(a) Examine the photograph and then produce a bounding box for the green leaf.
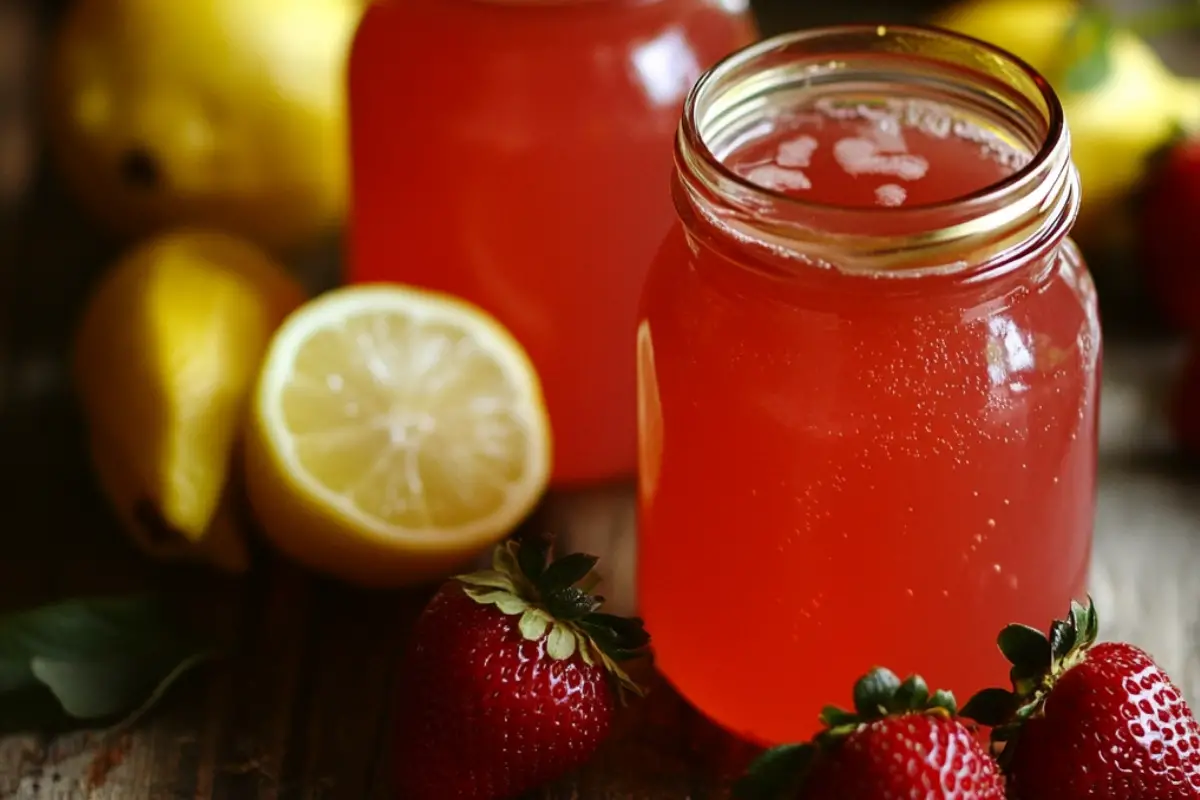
[1010,664,1042,696]
[544,587,601,620]
[0,594,214,729]
[1072,597,1100,649]
[732,743,814,800]
[929,689,958,716]
[516,536,550,583]
[894,675,929,711]
[0,594,172,661]
[30,658,147,719]
[573,631,595,667]
[29,653,198,721]
[0,660,34,694]
[537,553,600,593]
[454,570,516,593]
[1060,7,1116,94]
[575,614,650,663]
[961,687,1018,727]
[997,624,1051,672]
[575,618,621,651]
[817,705,858,729]
[492,541,522,578]
[545,624,577,660]
[463,587,529,616]
[853,668,901,718]
[584,613,650,650]
[1049,618,1077,662]
[517,609,551,642]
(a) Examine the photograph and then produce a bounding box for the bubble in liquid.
[775,135,819,168]
[875,183,907,207]
[741,163,812,192]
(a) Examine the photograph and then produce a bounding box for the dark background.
[755,0,951,32]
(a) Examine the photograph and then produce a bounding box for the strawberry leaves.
[834,669,957,730]
[0,594,214,733]
[537,553,599,592]
[963,597,1101,748]
[735,669,968,800]
[516,534,551,583]
[456,538,650,699]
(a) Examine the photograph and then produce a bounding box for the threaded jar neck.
[675,25,1079,277]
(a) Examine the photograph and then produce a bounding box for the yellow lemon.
[45,0,363,254]
[244,285,552,588]
[933,0,1199,252]
[934,0,1077,73]
[74,229,306,571]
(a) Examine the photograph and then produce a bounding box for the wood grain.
[0,342,1198,800]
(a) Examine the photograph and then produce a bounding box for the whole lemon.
[46,0,363,255]
[934,0,1200,253]
[74,229,306,572]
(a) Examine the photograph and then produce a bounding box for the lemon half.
[245,285,552,587]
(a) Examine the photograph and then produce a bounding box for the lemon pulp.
[246,285,552,587]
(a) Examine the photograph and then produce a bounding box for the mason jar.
[637,25,1101,744]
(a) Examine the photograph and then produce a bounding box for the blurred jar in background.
[346,0,756,486]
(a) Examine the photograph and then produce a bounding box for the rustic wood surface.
[3,0,1200,797]
[1,337,1197,800]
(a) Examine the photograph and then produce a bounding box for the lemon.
[74,229,306,571]
[244,285,553,588]
[45,0,363,254]
[933,0,1199,252]
[934,0,1076,72]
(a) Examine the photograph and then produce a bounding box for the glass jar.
[637,26,1101,745]
[346,0,756,486]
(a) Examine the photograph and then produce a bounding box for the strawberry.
[733,667,1004,800]
[392,537,650,800]
[1171,339,1200,457]
[1139,135,1200,333]
[962,598,1200,798]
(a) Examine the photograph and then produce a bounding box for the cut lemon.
[244,284,552,587]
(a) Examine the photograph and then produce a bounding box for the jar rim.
[676,24,1078,274]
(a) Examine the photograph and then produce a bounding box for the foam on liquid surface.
[727,98,1030,208]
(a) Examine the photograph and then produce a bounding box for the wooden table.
[1,275,1198,800]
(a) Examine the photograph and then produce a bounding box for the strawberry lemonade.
[347,0,755,485]
[637,27,1101,745]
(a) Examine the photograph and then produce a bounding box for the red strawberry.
[393,537,650,800]
[733,668,1005,800]
[1171,340,1200,457]
[962,598,1200,798]
[1140,136,1200,333]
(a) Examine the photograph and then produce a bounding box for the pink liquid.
[638,99,1100,745]
[347,0,755,485]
